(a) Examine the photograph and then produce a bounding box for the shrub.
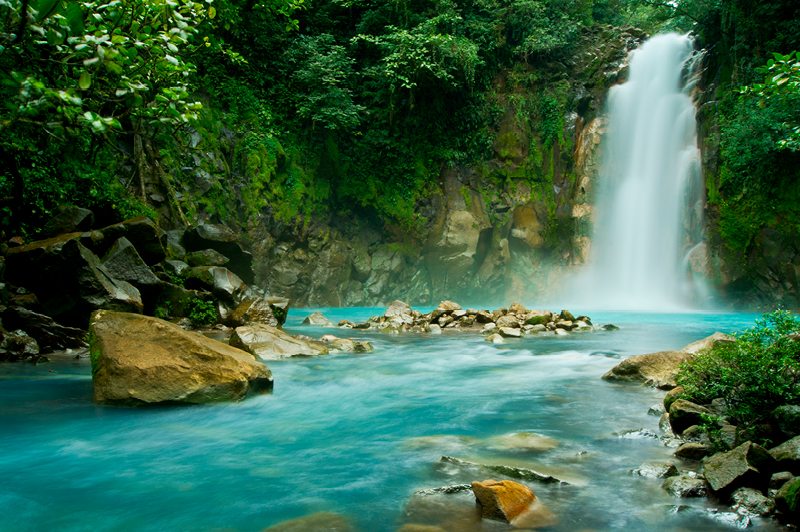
[188,299,218,327]
[676,311,800,441]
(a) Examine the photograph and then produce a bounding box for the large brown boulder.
[704,442,777,495]
[230,324,328,360]
[90,311,272,405]
[471,479,556,528]
[602,350,692,389]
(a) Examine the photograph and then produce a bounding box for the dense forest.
[1,0,799,305]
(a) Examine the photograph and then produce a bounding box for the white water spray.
[578,34,702,310]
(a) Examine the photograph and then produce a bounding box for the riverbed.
[0,309,786,531]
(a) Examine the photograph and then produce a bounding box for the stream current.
[0,310,786,531]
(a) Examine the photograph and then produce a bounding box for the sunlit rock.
[471,479,557,527]
[230,324,328,360]
[302,311,334,327]
[602,350,692,389]
[90,310,271,405]
[484,333,504,344]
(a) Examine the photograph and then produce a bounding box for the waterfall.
[577,33,702,310]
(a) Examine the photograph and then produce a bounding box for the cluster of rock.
[605,332,800,525]
[0,206,288,362]
[323,300,611,340]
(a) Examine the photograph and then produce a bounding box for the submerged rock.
[484,333,504,344]
[439,456,565,484]
[260,512,354,532]
[90,310,272,405]
[230,324,328,360]
[471,479,557,528]
[484,432,558,452]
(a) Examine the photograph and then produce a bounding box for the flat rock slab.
[90,310,272,405]
[230,324,328,360]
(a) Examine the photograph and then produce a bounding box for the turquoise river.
[0,309,787,531]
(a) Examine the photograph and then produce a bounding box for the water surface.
[0,310,784,531]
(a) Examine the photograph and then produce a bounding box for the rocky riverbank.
[603,333,800,526]
[305,300,617,340]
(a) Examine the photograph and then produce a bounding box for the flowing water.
[0,309,786,532]
[578,34,703,310]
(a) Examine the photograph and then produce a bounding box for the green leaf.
[36,0,60,21]
[208,6,216,19]
[65,2,85,35]
[79,71,91,89]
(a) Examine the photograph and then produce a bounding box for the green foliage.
[676,311,800,437]
[154,301,173,320]
[287,34,365,130]
[188,298,217,326]
[739,51,800,151]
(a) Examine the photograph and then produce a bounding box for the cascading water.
[579,33,703,310]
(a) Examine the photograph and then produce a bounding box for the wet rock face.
[661,475,709,497]
[90,310,272,405]
[229,324,328,360]
[182,224,253,284]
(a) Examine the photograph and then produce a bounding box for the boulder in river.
[230,324,328,360]
[471,479,556,527]
[680,332,736,354]
[90,310,272,405]
[674,442,713,460]
[704,441,776,495]
[730,487,776,517]
[439,456,564,484]
[302,312,334,327]
[602,350,692,389]
[632,462,679,479]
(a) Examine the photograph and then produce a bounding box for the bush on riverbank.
[676,311,800,446]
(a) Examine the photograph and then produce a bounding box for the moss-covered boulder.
[775,476,800,522]
[669,399,713,435]
[704,442,776,495]
[90,310,272,405]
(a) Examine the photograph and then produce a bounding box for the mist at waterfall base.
[0,309,781,532]
[569,34,706,311]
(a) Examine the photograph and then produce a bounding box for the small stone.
[632,462,679,479]
[428,324,442,335]
[498,327,521,338]
[601,324,619,330]
[771,471,795,490]
[554,328,568,336]
[648,403,666,416]
[661,475,709,497]
[674,442,713,460]
[485,333,505,344]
